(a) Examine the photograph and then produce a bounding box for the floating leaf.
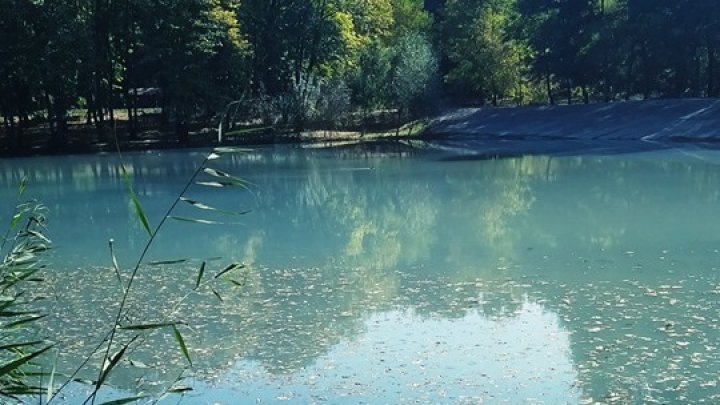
[120,322,181,331]
[213,147,251,154]
[168,386,193,393]
[146,259,188,266]
[127,359,150,369]
[171,325,192,366]
[98,395,149,405]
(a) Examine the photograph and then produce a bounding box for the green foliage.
[0,182,53,399]
[389,33,439,117]
[5,0,720,148]
[390,0,432,41]
[351,41,392,113]
[443,0,529,104]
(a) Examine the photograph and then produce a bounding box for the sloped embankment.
[425,99,720,155]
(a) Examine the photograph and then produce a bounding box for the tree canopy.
[1,0,719,150]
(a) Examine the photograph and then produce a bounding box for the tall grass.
[1,146,252,404]
[76,146,251,404]
[0,178,54,400]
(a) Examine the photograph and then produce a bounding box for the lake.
[2,144,720,403]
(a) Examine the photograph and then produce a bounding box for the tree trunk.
[16,114,27,150]
[708,46,716,97]
[2,111,9,133]
[546,73,554,105]
[45,93,66,148]
[94,94,106,142]
[176,107,188,144]
[395,108,402,138]
[5,114,18,152]
[125,88,136,139]
[92,0,110,143]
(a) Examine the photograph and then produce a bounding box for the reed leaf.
[168,216,224,225]
[0,340,45,351]
[0,345,53,377]
[211,288,223,302]
[227,279,245,287]
[120,165,152,237]
[0,310,35,317]
[97,339,134,388]
[214,263,245,279]
[47,351,57,401]
[3,314,46,329]
[8,203,30,231]
[171,325,191,366]
[194,181,229,188]
[180,197,249,216]
[108,239,123,287]
[24,230,51,244]
[202,168,251,189]
[17,177,27,199]
[194,262,205,291]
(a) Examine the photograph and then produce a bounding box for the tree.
[443,0,529,105]
[0,0,43,150]
[351,40,391,129]
[39,0,85,146]
[389,33,438,133]
[136,0,246,142]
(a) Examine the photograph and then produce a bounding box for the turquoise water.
[2,145,720,403]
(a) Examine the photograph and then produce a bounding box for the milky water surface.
[2,145,719,403]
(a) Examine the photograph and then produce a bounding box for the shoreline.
[5,98,720,158]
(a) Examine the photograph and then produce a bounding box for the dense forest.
[1,0,719,150]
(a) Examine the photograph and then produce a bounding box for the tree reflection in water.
[5,147,720,402]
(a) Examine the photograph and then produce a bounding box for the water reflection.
[4,147,720,402]
[214,303,579,404]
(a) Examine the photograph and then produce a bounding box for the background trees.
[442,0,528,105]
[2,0,720,151]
